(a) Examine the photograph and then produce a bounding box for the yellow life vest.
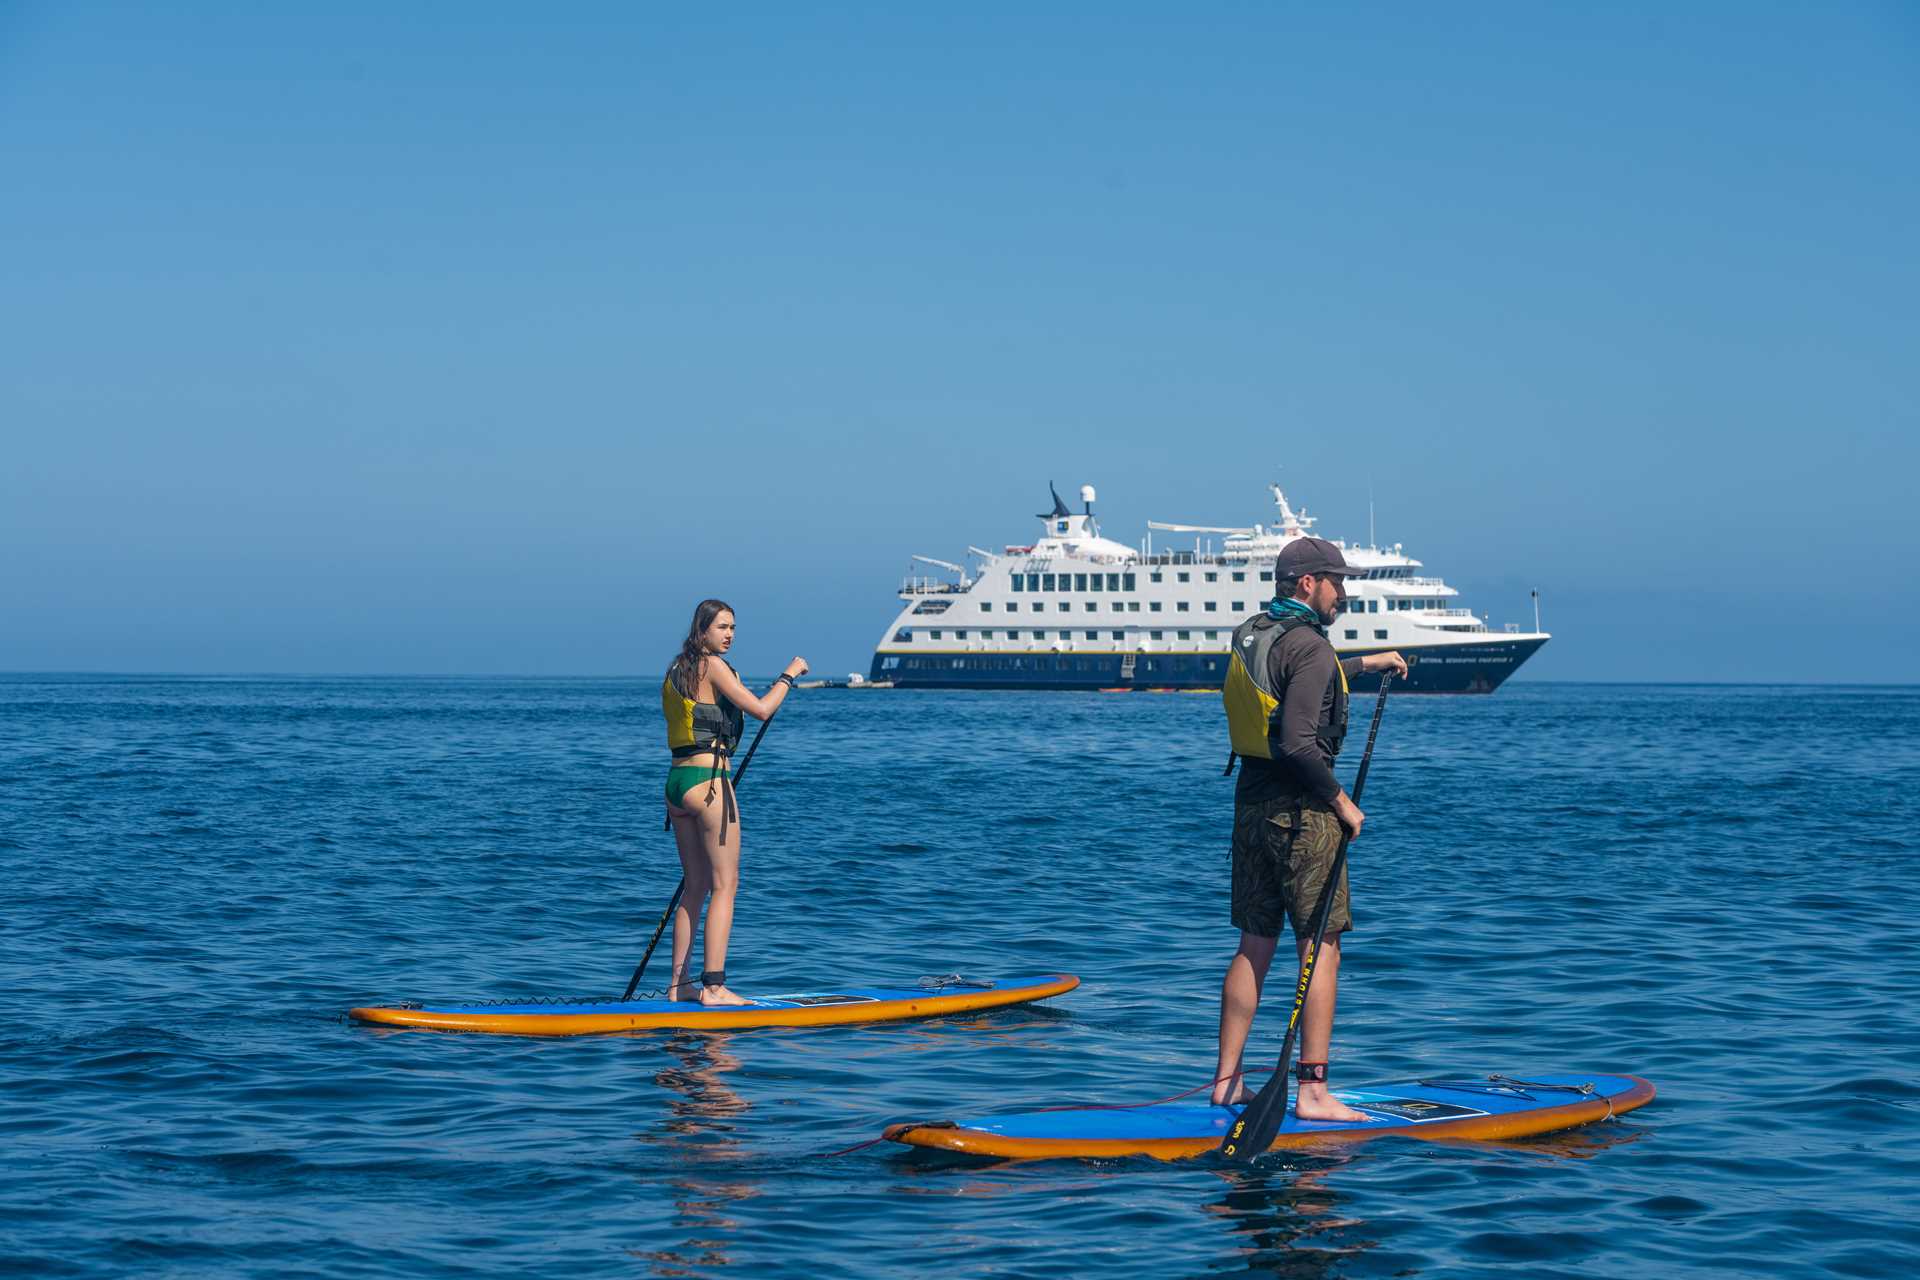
[662,664,744,757]
[1222,613,1347,768]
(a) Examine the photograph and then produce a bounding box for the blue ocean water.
[3,677,1917,1278]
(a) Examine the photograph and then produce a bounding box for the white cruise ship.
[868,482,1548,694]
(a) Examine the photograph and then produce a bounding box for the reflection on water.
[629,1034,757,1275]
[1208,1159,1370,1279]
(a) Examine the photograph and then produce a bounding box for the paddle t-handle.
[1220,670,1393,1162]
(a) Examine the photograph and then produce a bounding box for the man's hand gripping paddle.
[621,709,778,1001]
[1219,671,1393,1161]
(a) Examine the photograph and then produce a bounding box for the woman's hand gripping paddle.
[1219,672,1393,1162]
[621,709,778,1001]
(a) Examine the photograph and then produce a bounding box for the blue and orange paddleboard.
[884,1071,1655,1160]
[350,973,1078,1036]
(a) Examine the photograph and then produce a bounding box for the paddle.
[1220,670,1393,1161]
[620,706,779,1002]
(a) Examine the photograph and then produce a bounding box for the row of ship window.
[894,627,1395,643]
[1010,570,1261,591]
[969,598,1404,615]
[1009,569,1417,591]
[878,656,1227,673]
[959,596,1426,616]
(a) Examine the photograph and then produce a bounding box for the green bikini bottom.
[665,763,728,808]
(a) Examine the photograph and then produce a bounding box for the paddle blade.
[1219,1072,1289,1161]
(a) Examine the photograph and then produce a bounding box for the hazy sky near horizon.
[4,3,1915,681]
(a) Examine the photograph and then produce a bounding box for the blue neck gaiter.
[1267,596,1322,625]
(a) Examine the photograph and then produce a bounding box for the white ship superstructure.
[869,482,1548,693]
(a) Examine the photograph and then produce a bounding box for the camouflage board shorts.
[1229,796,1353,939]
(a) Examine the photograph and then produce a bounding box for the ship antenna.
[1368,477,1375,549]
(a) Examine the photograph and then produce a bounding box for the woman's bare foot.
[667,981,702,1003]
[1293,1083,1378,1123]
[698,984,751,1007]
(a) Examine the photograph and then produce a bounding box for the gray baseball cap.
[1274,536,1355,579]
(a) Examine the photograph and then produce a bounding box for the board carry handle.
[622,705,780,1002]
[1220,671,1393,1161]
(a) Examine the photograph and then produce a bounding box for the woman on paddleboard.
[662,599,806,1006]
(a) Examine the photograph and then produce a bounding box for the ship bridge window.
[1107,573,1121,590]
[912,600,952,615]
[894,629,912,642]
[1091,574,1104,592]
[928,629,941,640]
[1042,573,1056,590]
[1011,576,1024,592]
[1073,573,1086,590]
[1123,573,1136,590]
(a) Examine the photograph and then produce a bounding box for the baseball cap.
[1274,536,1354,580]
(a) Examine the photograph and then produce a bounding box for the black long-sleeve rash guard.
[1234,626,1367,807]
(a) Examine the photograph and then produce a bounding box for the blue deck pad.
[413,975,1058,1017]
[959,1073,1641,1141]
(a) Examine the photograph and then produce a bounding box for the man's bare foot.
[1210,1073,1252,1107]
[1293,1083,1378,1123]
[698,984,751,1007]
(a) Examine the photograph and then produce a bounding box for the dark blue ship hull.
[870,637,1546,694]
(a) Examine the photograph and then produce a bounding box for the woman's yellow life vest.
[662,662,745,758]
[1222,613,1348,768]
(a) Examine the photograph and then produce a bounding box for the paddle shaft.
[1221,670,1393,1160]
[621,706,779,1001]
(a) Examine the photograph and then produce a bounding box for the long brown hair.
[668,598,734,697]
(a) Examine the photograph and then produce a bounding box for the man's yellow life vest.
[1222,613,1347,766]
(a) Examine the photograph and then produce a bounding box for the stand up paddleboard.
[350,972,1078,1036]
[884,1072,1654,1160]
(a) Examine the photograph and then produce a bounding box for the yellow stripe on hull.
[350,974,1079,1036]
[882,1075,1656,1161]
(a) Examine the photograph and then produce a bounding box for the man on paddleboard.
[1213,537,1406,1120]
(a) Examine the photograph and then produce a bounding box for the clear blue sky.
[3,3,1914,681]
